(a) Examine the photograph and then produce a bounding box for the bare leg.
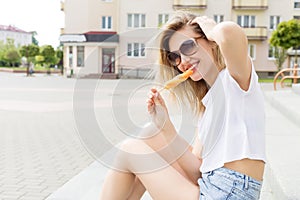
[126,131,192,200]
[100,170,136,200]
[100,139,200,200]
[126,177,146,200]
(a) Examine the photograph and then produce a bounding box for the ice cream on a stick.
[159,68,193,92]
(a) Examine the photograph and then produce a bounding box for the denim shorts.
[198,167,262,200]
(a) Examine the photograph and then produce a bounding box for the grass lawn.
[259,78,292,83]
[0,66,61,72]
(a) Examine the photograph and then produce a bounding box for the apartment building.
[60,0,119,78]
[60,0,300,78]
[0,25,32,47]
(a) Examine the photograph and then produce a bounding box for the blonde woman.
[100,12,265,200]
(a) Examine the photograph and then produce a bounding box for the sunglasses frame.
[167,37,202,67]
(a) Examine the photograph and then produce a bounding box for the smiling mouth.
[189,62,199,71]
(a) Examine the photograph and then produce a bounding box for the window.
[268,45,276,59]
[77,46,84,67]
[294,16,300,20]
[213,15,224,23]
[237,15,256,27]
[158,14,169,26]
[248,44,256,60]
[127,43,146,57]
[295,0,300,8]
[102,0,112,2]
[128,14,146,28]
[270,16,280,30]
[102,16,112,30]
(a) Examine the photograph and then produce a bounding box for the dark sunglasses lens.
[167,52,181,67]
[180,39,197,56]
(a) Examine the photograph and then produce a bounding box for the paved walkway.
[0,73,299,200]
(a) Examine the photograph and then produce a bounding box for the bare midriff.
[224,158,265,181]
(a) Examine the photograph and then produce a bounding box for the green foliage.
[4,49,21,67]
[270,19,300,49]
[55,48,63,67]
[31,31,39,46]
[19,44,39,75]
[34,55,44,67]
[40,45,56,68]
[0,38,21,67]
[270,19,300,68]
[274,47,288,71]
[20,44,40,59]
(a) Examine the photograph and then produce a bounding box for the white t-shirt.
[198,63,266,173]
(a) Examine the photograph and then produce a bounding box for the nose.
[180,54,192,70]
[181,53,191,64]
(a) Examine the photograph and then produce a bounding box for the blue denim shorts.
[198,167,262,200]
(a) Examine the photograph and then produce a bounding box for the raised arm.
[193,17,252,90]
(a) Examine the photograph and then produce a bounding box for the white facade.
[118,0,174,75]
[0,25,32,47]
[60,0,119,78]
[60,0,300,78]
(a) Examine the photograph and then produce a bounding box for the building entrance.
[102,48,115,73]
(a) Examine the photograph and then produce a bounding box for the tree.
[270,19,300,69]
[40,45,56,74]
[0,41,8,66]
[4,49,21,67]
[31,31,39,46]
[20,44,40,76]
[273,47,288,71]
[0,38,21,67]
[55,48,63,74]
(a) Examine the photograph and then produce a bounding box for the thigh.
[121,139,200,200]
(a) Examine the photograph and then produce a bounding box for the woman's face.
[168,25,214,82]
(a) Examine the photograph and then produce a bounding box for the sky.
[0,0,64,48]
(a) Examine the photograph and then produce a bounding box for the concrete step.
[80,73,118,79]
[46,87,300,200]
[292,83,300,95]
[264,90,300,200]
[45,161,152,200]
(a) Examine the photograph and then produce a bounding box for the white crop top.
[198,63,266,173]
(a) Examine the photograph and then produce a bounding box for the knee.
[118,138,154,154]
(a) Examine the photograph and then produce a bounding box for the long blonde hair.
[157,12,225,114]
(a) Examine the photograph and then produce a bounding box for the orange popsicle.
[160,68,193,91]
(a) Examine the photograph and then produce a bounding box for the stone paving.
[0,74,94,200]
[0,72,298,200]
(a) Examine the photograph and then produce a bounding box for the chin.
[190,74,203,81]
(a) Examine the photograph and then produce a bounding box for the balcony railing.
[243,27,267,40]
[232,0,268,10]
[173,0,207,9]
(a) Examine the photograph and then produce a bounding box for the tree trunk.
[26,63,29,76]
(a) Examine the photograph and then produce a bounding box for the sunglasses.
[167,37,201,67]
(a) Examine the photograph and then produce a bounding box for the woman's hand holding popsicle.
[147,69,193,130]
[147,88,171,131]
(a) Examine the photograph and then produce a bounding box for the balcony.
[60,1,64,11]
[243,27,267,40]
[232,0,268,10]
[173,0,207,9]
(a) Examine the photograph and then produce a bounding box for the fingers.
[147,88,157,114]
[146,87,166,114]
[190,16,211,25]
[190,16,203,25]
[150,88,166,106]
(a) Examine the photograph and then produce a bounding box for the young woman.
[100,12,265,200]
